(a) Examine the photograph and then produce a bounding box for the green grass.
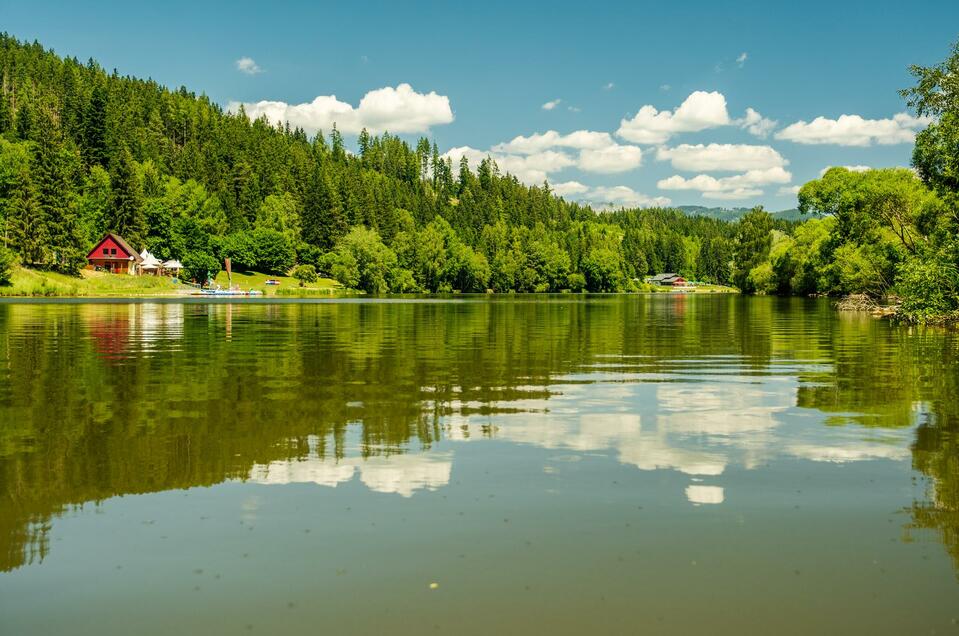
[214,270,340,296]
[0,267,191,297]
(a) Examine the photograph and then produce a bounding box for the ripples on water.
[0,296,957,635]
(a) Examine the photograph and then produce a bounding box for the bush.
[566,272,586,292]
[896,254,959,321]
[292,264,318,286]
[0,246,15,285]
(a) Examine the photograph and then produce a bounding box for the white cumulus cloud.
[551,181,590,197]
[578,144,643,173]
[230,83,454,135]
[658,166,792,200]
[542,98,562,110]
[588,185,671,209]
[775,112,932,146]
[236,57,263,75]
[656,143,787,172]
[617,90,732,144]
[740,107,777,137]
[493,130,615,154]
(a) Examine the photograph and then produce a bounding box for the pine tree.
[83,84,108,166]
[330,124,346,162]
[32,110,85,272]
[110,145,146,248]
[14,102,33,141]
[0,93,11,135]
[358,128,371,163]
[5,171,45,265]
[301,166,345,250]
[415,137,431,181]
[458,156,471,194]
[430,143,441,188]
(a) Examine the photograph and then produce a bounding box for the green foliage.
[219,231,258,271]
[182,250,220,283]
[0,245,14,285]
[566,272,586,292]
[256,192,301,244]
[328,226,411,294]
[582,248,624,292]
[253,228,295,275]
[292,264,318,285]
[747,262,776,295]
[733,208,773,293]
[896,253,959,321]
[109,146,145,248]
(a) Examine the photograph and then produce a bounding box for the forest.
[0,34,957,319]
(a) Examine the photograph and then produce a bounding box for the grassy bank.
[0,267,189,297]
[0,266,736,299]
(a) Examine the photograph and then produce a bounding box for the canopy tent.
[139,250,162,273]
[163,260,183,272]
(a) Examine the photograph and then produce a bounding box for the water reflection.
[249,434,453,497]
[0,296,956,580]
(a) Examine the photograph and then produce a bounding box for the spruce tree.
[358,128,371,163]
[83,84,108,166]
[301,166,345,250]
[110,145,146,248]
[330,124,346,162]
[32,110,85,272]
[14,102,32,141]
[6,171,45,265]
[0,94,11,135]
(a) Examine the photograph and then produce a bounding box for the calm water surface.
[1,295,957,634]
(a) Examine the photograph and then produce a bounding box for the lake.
[0,295,957,634]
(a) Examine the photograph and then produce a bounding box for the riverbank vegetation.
[0,34,957,318]
[0,266,186,297]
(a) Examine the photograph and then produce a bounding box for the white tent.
[163,259,183,272]
[139,250,162,273]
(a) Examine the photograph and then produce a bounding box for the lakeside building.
[85,233,142,274]
[648,273,688,287]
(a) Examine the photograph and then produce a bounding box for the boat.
[192,287,263,297]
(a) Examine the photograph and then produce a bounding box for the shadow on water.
[0,294,957,577]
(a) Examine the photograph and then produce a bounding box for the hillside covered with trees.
[0,33,957,319]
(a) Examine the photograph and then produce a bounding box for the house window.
[111,248,117,255]
[102,248,108,255]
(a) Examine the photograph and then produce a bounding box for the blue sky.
[3,0,958,210]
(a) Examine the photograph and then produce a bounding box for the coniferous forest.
[0,34,958,320]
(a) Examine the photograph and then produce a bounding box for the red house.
[86,233,142,274]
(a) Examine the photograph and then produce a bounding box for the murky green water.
[1,295,957,634]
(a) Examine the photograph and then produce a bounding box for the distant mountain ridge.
[677,205,804,222]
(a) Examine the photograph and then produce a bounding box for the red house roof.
[86,233,143,262]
